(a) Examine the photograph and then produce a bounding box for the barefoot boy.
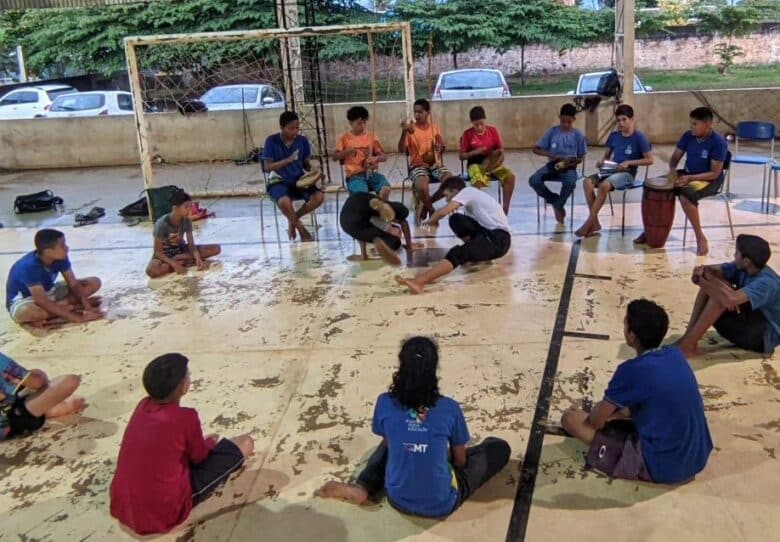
[677,234,780,357]
[146,191,221,278]
[333,106,390,195]
[339,191,414,266]
[1,352,86,441]
[562,299,712,484]
[457,106,515,215]
[5,229,102,327]
[397,99,454,222]
[396,177,511,294]
[317,336,510,517]
[576,104,653,237]
[262,111,325,242]
[110,353,254,535]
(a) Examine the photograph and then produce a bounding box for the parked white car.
[199,84,286,111]
[568,71,653,95]
[0,84,77,119]
[43,91,135,118]
[432,69,511,101]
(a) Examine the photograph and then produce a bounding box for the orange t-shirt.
[336,132,384,178]
[405,123,442,168]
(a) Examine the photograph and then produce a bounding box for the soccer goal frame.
[123,21,416,197]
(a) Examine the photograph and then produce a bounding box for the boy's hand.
[617,161,631,171]
[205,433,219,443]
[345,148,358,158]
[424,216,440,228]
[596,159,604,168]
[172,262,187,274]
[77,309,104,323]
[289,150,300,162]
[401,120,415,134]
[195,254,207,270]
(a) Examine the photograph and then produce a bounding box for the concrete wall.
[1,88,779,171]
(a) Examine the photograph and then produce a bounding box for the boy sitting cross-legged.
[110,353,254,535]
[146,191,221,278]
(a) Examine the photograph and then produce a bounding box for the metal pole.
[15,45,26,82]
[615,0,635,106]
[124,39,155,218]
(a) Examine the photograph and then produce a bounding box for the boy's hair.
[736,234,771,268]
[440,176,466,193]
[690,107,714,122]
[626,299,669,350]
[469,106,486,121]
[34,229,64,252]
[414,98,430,112]
[143,353,189,401]
[615,104,634,118]
[170,190,192,207]
[279,110,299,128]
[560,103,577,118]
[347,105,369,122]
[389,336,441,410]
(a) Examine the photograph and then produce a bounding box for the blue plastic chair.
[771,162,780,209]
[536,158,586,228]
[605,165,650,236]
[727,121,775,211]
[683,151,734,246]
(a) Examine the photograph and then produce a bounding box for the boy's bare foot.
[633,232,647,244]
[373,239,401,266]
[347,254,370,262]
[591,220,602,233]
[296,222,314,242]
[48,397,88,418]
[395,275,424,294]
[288,222,297,241]
[554,207,566,225]
[378,186,392,201]
[696,237,709,257]
[369,198,395,222]
[86,296,102,307]
[315,481,369,505]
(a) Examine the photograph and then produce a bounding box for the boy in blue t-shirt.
[576,104,653,237]
[562,299,713,484]
[5,229,102,328]
[316,336,510,517]
[635,107,728,256]
[677,234,780,357]
[529,103,588,224]
[261,111,325,242]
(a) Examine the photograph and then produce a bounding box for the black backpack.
[14,190,63,214]
[597,69,620,97]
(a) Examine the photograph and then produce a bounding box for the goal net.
[123,22,415,199]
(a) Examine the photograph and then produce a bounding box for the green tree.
[694,1,763,75]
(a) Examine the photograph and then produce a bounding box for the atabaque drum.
[642,177,676,248]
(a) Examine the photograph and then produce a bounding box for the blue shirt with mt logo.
[372,392,470,517]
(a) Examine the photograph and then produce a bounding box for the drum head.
[644,175,675,190]
[296,168,321,188]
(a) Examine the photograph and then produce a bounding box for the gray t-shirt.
[154,213,192,250]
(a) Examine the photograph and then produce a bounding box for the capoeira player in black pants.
[339,191,414,266]
[396,176,511,294]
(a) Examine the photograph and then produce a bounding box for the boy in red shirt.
[456,106,515,215]
[110,353,254,535]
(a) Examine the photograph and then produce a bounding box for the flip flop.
[73,214,99,227]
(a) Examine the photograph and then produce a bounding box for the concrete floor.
[0,150,779,542]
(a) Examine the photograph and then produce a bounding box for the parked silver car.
[200,84,285,111]
[43,91,135,118]
[432,69,511,101]
[568,71,653,95]
[0,84,77,119]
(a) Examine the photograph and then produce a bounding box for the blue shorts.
[267,182,321,203]
[346,172,390,195]
[594,171,635,191]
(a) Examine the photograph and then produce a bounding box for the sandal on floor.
[73,214,99,227]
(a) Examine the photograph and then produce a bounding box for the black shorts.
[5,394,46,439]
[586,420,651,482]
[191,439,245,505]
[714,303,766,353]
[673,169,724,205]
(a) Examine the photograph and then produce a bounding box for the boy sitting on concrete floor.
[396,176,511,294]
[455,105,516,215]
[146,191,221,278]
[1,352,86,441]
[676,234,780,357]
[339,190,413,266]
[333,105,390,195]
[562,299,712,484]
[5,228,102,328]
[110,353,254,535]
[317,336,510,517]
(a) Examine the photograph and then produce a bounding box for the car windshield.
[441,71,503,90]
[579,74,643,93]
[46,87,77,100]
[51,94,105,111]
[202,87,259,104]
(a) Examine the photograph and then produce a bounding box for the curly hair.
[389,336,441,410]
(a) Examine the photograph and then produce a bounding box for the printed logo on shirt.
[405,407,429,433]
[551,143,558,149]
[625,145,633,156]
[701,150,709,159]
[403,442,429,453]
